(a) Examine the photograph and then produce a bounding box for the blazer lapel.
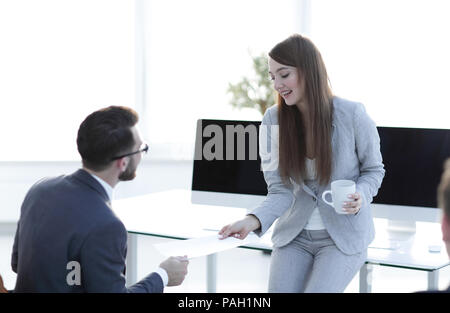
[330,114,338,183]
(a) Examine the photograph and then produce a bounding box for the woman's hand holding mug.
[322,180,361,214]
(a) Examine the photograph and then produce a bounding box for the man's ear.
[115,157,128,172]
[442,212,450,242]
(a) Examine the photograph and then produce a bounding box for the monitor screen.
[373,126,450,208]
[192,119,267,196]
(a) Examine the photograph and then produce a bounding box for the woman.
[219,34,385,293]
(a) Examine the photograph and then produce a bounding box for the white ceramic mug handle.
[322,190,333,206]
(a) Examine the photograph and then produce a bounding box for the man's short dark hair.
[77,106,139,171]
[438,158,450,218]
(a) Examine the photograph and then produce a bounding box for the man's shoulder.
[24,174,68,201]
[32,173,67,187]
[26,172,86,199]
[25,171,114,223]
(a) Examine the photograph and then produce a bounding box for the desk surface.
[113,189,449,271]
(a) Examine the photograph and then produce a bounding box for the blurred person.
[430,159,450,292]
[438,159,450,261]
[416,158,450,293]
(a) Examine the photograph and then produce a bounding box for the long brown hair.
[269,34,333,186]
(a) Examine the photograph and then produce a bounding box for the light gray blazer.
[251,96,385,255]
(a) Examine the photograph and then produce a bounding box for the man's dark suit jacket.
[11,169,163,293]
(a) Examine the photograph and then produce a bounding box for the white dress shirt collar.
[88,172,114,202]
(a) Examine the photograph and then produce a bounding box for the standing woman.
[219,34,385,293]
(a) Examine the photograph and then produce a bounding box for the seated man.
[11,106,188,292]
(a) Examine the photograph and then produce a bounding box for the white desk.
[113,189,449,293]
[361,219,449,292]
[113,189,272,293]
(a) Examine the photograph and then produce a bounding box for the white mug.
[321,180,356,214]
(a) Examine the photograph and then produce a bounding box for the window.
[0,0,135,161]
[142,0,300,159]
[4,1,443,161]
[309,0,450,129]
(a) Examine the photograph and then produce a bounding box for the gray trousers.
[268,229,367,293]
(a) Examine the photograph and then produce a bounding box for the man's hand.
[159,256,189,286]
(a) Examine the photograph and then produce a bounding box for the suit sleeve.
[353,103,385,208]
[11,221,19,273]
[80,220,164,293]
[250,108,296,236]
[11,178,45,274]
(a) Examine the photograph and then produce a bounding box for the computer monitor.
[373,126,450,209]
[191,119,266,208]
[372,126,450,230]
[191,119,450,223]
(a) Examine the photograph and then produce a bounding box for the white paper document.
[154,233,260,259]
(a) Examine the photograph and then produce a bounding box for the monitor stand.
[386,219,416,241]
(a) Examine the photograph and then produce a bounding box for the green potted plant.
[227,53,276,116]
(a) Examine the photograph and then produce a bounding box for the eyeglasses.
[111,143,149,161]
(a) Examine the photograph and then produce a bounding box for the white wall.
[0,160,193,223]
